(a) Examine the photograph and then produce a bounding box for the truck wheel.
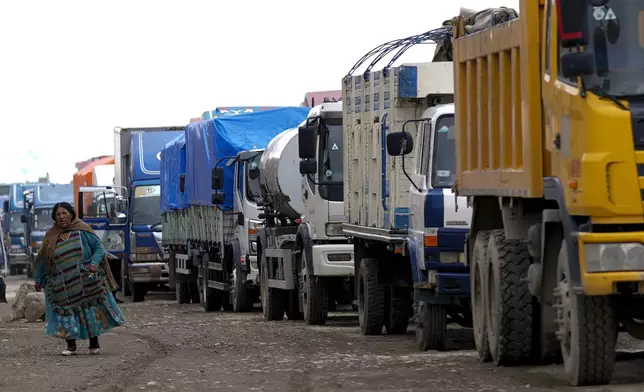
[555,242,617,386]
[358,257,385,335]
[176,280,190,304]
[485,230,533,366]
[121,260,131,297]
[385,287,410,335]
[232,265,249,312]
[131,283,147,303]
[260,252,285,320]
[415,301,447,351]
[471,231,493,362]
[300,252,328,325]
[201,266,221,312]
[285,289,303,320]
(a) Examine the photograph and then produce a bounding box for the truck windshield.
[431,115,457,189]
[582,1,644,96]
[37,187,73,204]
[133,185,161,226]
[246,153,262,203]
[33,208,54,231]
[319,118,343,202]
[8,211,23,234]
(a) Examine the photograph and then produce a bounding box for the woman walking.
[34,202,126,355]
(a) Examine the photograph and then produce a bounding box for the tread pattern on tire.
[301,258,329,325]
[386,288,410,335]
[571,295,616,386]
[176,281,190,304]
[233,267,249,312]
[416,302,447,351]
[489,230,533,365]
[472,230,492,362]
[359,258,385,335]
[261,252,285,321]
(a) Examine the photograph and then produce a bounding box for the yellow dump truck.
[453,0,644,386]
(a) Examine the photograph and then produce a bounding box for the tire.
[385,287,410,335]
[260,251,285,321]
[232,265,249,312]
[556,243,617,386]
[285,288,303,320]
[131,283,147,303]
[358,257,385,335]
[122,260,131,297]
[26,263,33,279]
[485,230,533,366]
[201,266,221,312]
[176,280,190,304]
[300,251,329,325]
[471,231,493,362]
[415,301,447,351]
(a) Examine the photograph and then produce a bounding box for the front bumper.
[129,262,169,284]
[311,243,354,277]
[579,231,644,295]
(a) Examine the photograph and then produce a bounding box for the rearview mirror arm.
[399,120,423,192]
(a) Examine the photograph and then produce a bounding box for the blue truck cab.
[23,184,74,277]
[3,183,34,275]
[114,126,185,302]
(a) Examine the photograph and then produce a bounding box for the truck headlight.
[325,223,344,237]
[585,243,644,272]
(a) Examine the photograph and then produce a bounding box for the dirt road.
[2,276,644,392]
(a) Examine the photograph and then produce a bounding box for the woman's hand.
[35,283,42,292]
[89,264,99,273]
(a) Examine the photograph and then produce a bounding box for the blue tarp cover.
[160,133,187,213]
[186,107,310,210]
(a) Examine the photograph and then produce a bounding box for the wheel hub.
[554,277,571,352]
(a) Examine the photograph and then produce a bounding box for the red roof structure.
[301,90,342,107]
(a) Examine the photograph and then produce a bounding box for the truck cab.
[115,127,184,301]
[298,101,355,280]
[5,183,33,275]
[25,183,75,277]
[227,149,264,310]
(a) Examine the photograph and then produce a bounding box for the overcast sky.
[0,0,518,184]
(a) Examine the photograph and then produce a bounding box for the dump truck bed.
[453,1,544,198]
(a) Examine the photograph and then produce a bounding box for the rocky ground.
[2,276,644,391]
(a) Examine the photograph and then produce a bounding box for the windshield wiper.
[589,86,628,111]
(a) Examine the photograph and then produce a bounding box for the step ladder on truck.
[340,52,472,347]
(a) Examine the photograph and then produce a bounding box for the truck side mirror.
[212,167,224,191]
[560,52,594,78]
[298,124,317,159]
[557,0,589,48]
[20,215,26,223]
[386,132,414,156]
[248,166,260,180]
[237,213,244,226]
[179,174,185,193]
[2,200,8,213]
[211,193,225,205]
[299,159,317,175]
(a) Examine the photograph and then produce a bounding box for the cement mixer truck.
[256,100,355,325]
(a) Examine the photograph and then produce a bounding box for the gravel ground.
[3,276,644,392]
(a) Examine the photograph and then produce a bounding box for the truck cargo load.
[162,107,310,311]
[193,107,310,210]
